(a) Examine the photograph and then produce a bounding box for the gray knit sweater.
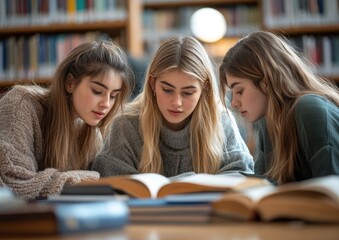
[91,111,254,178]
[0,86,99,200]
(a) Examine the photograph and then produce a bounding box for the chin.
[86,121,100,127]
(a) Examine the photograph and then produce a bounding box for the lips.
[168,109,183,116]
[240,111,247,117]
[93,111,105,119]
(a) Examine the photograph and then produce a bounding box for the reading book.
[0,199,129,235]
[212,175,339,223]
[66,173,270,199]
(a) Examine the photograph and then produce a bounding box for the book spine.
[55,201,129,234]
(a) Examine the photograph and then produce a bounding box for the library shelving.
[0,0,143,89]
[261,0,339,84]
[141,0,339,84]
[142,0,260,60]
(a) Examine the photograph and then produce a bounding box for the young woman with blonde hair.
[0,40,134,199]
[219,31,339,184]
[91,35,253,177]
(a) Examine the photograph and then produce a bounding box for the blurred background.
[1,0,338,152]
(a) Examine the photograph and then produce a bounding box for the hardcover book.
[0,200,129,235]
[212,175,339,222]
[127,198,213,224]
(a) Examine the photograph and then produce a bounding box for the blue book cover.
[0,200,129,235]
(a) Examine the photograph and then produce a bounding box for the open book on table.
[212,175,339,223]
[62,173,271,199]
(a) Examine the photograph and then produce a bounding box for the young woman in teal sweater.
[219,31,339,184]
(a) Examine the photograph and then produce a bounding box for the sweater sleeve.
[218,110,254,174]
[294,95,339,177]
[91,115,141,176]
[0,88,99,200]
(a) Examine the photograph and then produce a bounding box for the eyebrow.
[92,81,121,92]
[159,80,197,90]
[228,82,240,89]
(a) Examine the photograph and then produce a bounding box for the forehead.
[158,70,201,87]
[87,70,123,89]
[226,74,250,88]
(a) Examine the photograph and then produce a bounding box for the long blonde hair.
[219,31,339,183]
[125,36,224,174]
[39,40,134,171]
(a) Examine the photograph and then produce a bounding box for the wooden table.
[2,222,339,240]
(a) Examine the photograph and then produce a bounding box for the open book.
[64,173,270,199]
[212,175,339,223]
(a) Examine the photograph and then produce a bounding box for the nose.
[100,95,111,109]
[231,95,240,109]
[171,93,183,107]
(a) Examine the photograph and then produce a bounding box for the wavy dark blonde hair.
[36,40,134,171]
[125,35,225,174]
[219,31,339,183]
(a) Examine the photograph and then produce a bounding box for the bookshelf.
[261,0,339,84]
[0,0,143,89]
[141,0,339,84]
[142,0,259,60]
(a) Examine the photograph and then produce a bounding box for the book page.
[277,175,339,200]
[172,173,248,187]
[131,173,171,199]
[239,185,277,202]
[157,173,271,198]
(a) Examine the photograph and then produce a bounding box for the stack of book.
[0,187,129,236]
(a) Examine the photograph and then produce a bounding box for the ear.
[259,80,268,94]
[149,75,156,92]
[66,74,76,93]
[203,80,210,92]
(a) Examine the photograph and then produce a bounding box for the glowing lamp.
[190,8,227,43]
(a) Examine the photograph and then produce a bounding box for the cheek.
[251,92,267,116]
[74,90,95,108]
[186,95,201,110]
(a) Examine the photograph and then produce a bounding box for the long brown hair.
[40,40,134,171]
[219,31,339,183]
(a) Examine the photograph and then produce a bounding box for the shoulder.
[295,94,338,118]
[294,94,338,137]
[220,109,243,136]
[0,86,46,138]
[1,85,46,112]
[112,113,140,132]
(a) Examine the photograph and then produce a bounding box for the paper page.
[131,173,171,198]
[279,175,339,200]
[173,173,247,187]
[238,185,276,203]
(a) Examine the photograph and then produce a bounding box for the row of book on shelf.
[1,173,339,236]
[1,33,338,82]
[290,34,339,76]
[0,32,115,82]
[263,0,339,27]
[0,0,126,27]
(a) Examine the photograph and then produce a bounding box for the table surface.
[1,222,339,240]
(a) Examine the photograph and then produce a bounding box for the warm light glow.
[190,8,227,43]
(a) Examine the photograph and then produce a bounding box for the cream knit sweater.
[0,86,99,200]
